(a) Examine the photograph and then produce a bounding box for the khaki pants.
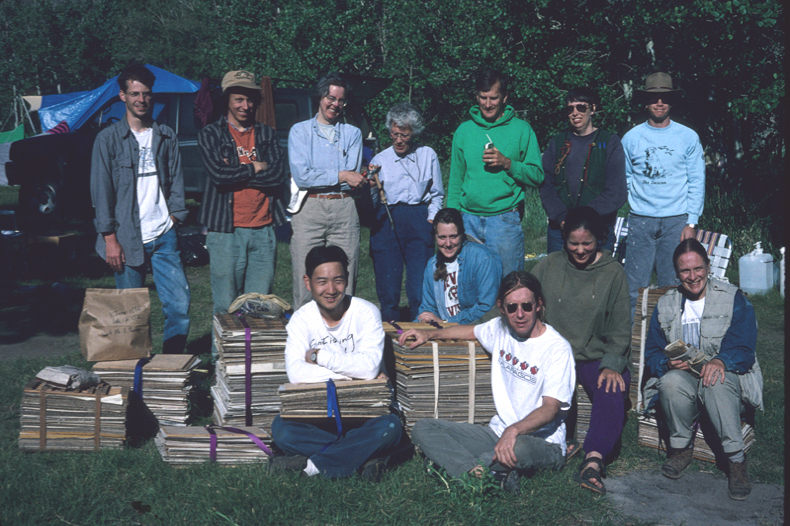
[658,368,745,453]
[290,196,360,309]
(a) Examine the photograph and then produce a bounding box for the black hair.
[305,245,349,279]
[562,206,607,246]
[672,238,710,273]
[117,64,155,92]
[314,72,351,102]
[220,87,261,115]
[432,208,466,281]
[496,271,545,321]
[475,69,508,97]
[566,87,600,109]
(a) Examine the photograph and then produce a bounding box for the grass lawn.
[0,185,783,525]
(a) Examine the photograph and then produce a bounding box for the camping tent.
[22,65,199,133]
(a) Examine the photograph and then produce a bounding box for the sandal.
[566,439,582,461]
[573,456,606,495]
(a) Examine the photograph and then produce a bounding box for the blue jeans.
[625,214,686,316]
[370,204,434,322]
[546,218,616,254]
[114,227,190,348]
[462,210,524,276]
[271,413,403,479]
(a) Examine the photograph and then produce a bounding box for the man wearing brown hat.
[621,72,705,316]
[198,70,286,358]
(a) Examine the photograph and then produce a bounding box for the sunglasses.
[505,302,534,314]
[565,103,590,115]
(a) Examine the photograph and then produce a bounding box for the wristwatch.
[687,224,696,229]
[309,351,318,364]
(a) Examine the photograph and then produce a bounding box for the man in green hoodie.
[447,69,543,276]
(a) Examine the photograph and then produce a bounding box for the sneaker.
[661,448,693,479]
[267,454,308,473]
[727,460,751,501]
[360,456,389,483]
[490,470,520,496]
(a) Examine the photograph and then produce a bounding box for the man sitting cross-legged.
[398,271,575,494]
[270,245,404,481]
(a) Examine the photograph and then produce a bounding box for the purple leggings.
[576,360,631,459]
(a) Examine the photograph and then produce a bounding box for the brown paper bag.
[79,288,152,361]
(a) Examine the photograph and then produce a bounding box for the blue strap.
[320,379,343,453]
[133,357,152,398]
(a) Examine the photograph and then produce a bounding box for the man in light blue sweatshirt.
[622,72,705,316]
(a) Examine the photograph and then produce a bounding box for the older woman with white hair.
[368,102,445,322]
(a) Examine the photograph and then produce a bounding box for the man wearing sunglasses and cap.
[198,70,287,359]
[398,271,575,495]
[621,72,705,317]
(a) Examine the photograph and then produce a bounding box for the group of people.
[90,64,761,500]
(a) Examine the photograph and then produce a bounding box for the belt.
[307,192,352,200]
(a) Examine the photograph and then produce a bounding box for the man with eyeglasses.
[621,72,705,317]
[539,87,626,253]
[288,72,365,309]
[91,63,191,354]
[447,69,543,276]
[398,271,575,495]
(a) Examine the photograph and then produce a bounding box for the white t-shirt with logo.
[132,128,172,243]
[473,318,575,450]
[444,259,461,318]
[681,297,705,349]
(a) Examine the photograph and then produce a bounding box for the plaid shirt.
[197,116,287,232]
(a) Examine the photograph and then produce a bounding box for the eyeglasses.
[505,302,534,314]
[565,103,590,115]
[389,131,413,140]
[125,91,153,100]
[325,95,347,107]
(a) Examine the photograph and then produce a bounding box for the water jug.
[738,242,773,295]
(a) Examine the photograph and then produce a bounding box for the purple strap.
[132,357,152,398]
[205,425,273,462]
[390,321,403,334]
[236,313,253,426]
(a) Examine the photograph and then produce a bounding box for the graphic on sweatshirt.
[309,333,356,354]
[642,146,673,181]
[498,349,538,384]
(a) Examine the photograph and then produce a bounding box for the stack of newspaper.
[637,414,756,463]
[18,380,128,451]
[279,379,391,418]
[155,425,271,465]
[211,314,288,432]
[384,322,496,431]
[93,354,201,426]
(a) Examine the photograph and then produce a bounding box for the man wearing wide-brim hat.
[198,70,287,359]
[621,71,705,316]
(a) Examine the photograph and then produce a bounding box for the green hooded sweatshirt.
[531,249,632,373]
[447,105,543,216]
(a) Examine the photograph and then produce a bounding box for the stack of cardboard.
[279,379,390,418]
[155,425,271,465]
[211,314,288,432]
[93,354,201,426]
[18,380,127,451]
[637,415,756,463]
[384,322,495,431]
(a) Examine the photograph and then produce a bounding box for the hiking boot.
[267,454,308,473]
[661,448,693,479]
[360,455,389,483]
[490,470,521,496]
[728,460,751,501]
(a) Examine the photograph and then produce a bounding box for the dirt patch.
[0,332,81,362]
[605,469,783,526]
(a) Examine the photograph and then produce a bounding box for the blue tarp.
[35,65,199,132]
